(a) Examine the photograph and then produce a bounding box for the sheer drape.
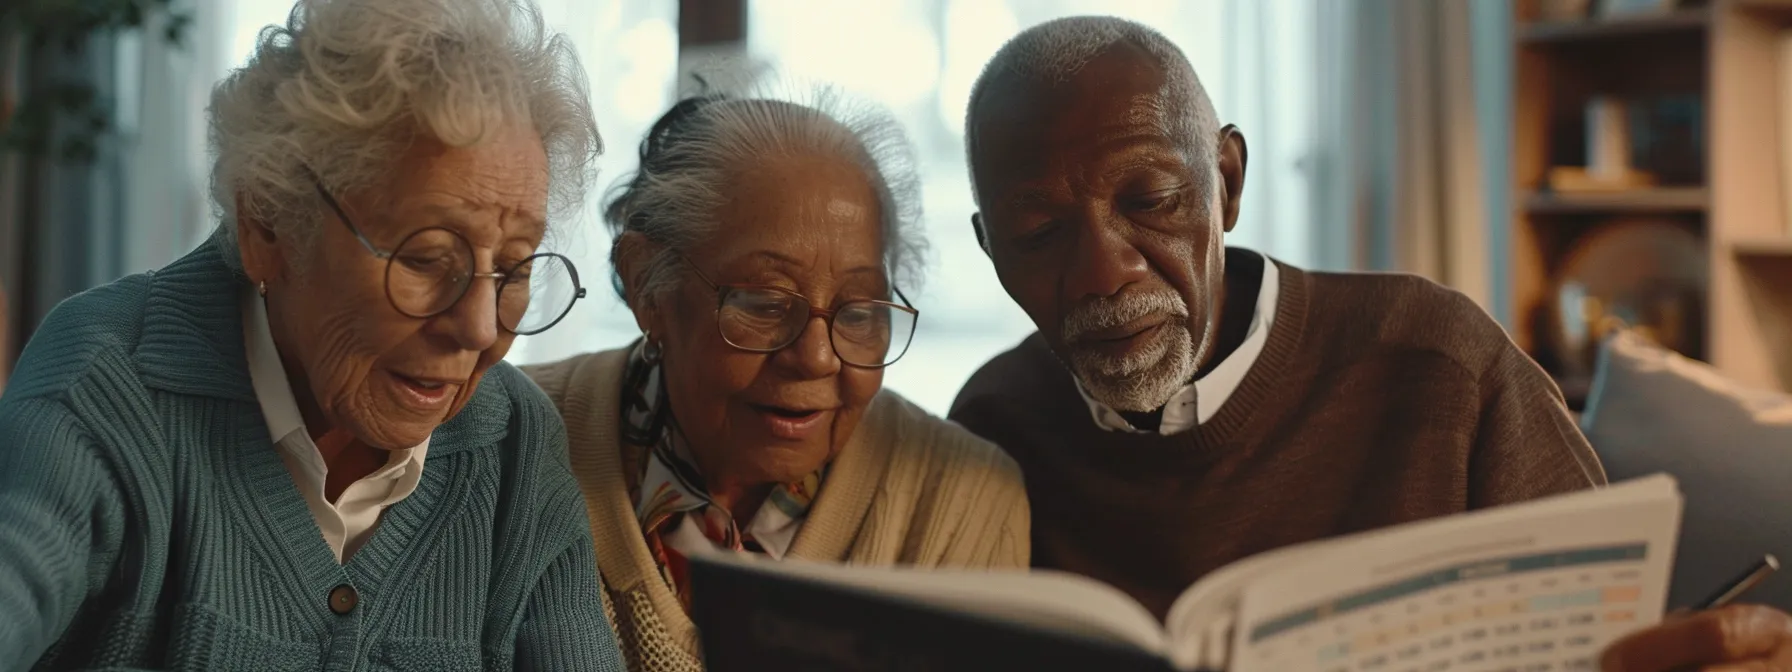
[1388,0,1493,311]
[502,0,680,365]
[1332,0,1502,315]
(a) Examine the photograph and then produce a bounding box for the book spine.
[1781,34,1792,236]
[1585,96,1631,183]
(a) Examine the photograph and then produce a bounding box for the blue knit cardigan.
[0,242,624,671]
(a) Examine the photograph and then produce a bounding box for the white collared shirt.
[1075,250,1281,435]
[242,288,430,563]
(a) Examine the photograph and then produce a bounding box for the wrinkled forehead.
[971,47,1185,190]
[376,126,552,246]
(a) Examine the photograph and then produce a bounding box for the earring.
[257,280,268,297]
[640,329,663,365]
[620,328,670,446]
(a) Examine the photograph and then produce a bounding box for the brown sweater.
[948,257,1607,620]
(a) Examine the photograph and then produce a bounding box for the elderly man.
[949,16,1792,672]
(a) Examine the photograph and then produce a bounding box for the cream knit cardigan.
[523,349,1030,671]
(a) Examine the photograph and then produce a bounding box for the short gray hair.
[964,16,1220,205]
[604,85,925,305]
[207,0,602,271]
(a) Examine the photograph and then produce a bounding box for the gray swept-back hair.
[207,0,602,271]
[964,15,1221,205]
[603,83,925,305]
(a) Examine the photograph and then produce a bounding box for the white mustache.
[1061,291,1189,344]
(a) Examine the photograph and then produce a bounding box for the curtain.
[1,28,16,380]
[1348,0,1498,313]
[1472,2,1516,327]
[0,29,128,364]
[114,0,235,277]
[500,0,681,365]
[2,0,278,370]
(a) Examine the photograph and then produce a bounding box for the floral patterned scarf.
[619,339,825,609]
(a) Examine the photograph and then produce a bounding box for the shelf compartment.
[1731,237,1792,256]
[1519,8,1711,45]
[1524,187,1710,214]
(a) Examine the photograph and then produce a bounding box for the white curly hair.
[206,0,602,271]
[603,81,926,305]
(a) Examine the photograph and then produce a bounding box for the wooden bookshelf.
[1519,6,1711,43]
[1522,186,1710,213]
[1732,236,1792,255]
[1511,0,1792,396]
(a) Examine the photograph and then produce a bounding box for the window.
[495,0,681,366]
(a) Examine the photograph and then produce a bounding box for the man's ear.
[1217,124,1248,234]
[235,193,286,287]
[612,231,666,336]
[971,212,991,259]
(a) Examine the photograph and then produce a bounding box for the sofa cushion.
[1581,329,1792,610]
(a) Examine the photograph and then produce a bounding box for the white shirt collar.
[244,289,308,444]
[1074,249,1281,436]
[242,287,428,502]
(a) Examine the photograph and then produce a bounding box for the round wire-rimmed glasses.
[679,256,919,369]
[313,183,586,335]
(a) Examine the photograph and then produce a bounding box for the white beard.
[1066,322,1197,412]
[1058,289,1198,413]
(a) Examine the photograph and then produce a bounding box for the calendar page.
[1231,478,1680,672]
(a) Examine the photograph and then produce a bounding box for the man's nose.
[1064,219,1150,300]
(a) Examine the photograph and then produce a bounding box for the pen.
[1694,554,1780,610]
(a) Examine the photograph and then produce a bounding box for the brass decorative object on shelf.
[1546,167,1657,193]
[1546,218,1708,383]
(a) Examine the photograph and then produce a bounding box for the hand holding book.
[1599,604,1792,671]
[1598,555,1788,672]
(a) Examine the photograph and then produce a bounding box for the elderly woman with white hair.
[521,89,1030,670]
[0,0,626,669]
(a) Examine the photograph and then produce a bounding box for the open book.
[690,474,1682,672]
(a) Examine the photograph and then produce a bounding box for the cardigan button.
[328,584,358,615]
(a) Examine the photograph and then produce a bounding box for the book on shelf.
[690,474,1683,672]
[1537,0,1593,22]
[1780,31,1792,235]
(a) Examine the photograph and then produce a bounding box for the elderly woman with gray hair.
[0,0,625,669]
[522,89,1029,670]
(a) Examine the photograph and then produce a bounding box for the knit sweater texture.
[0,242,626,671]
[950,256,1608,620]
[524,348,1031,671]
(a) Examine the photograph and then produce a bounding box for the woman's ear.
[613,231,665,336]
[235,193,286,286]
